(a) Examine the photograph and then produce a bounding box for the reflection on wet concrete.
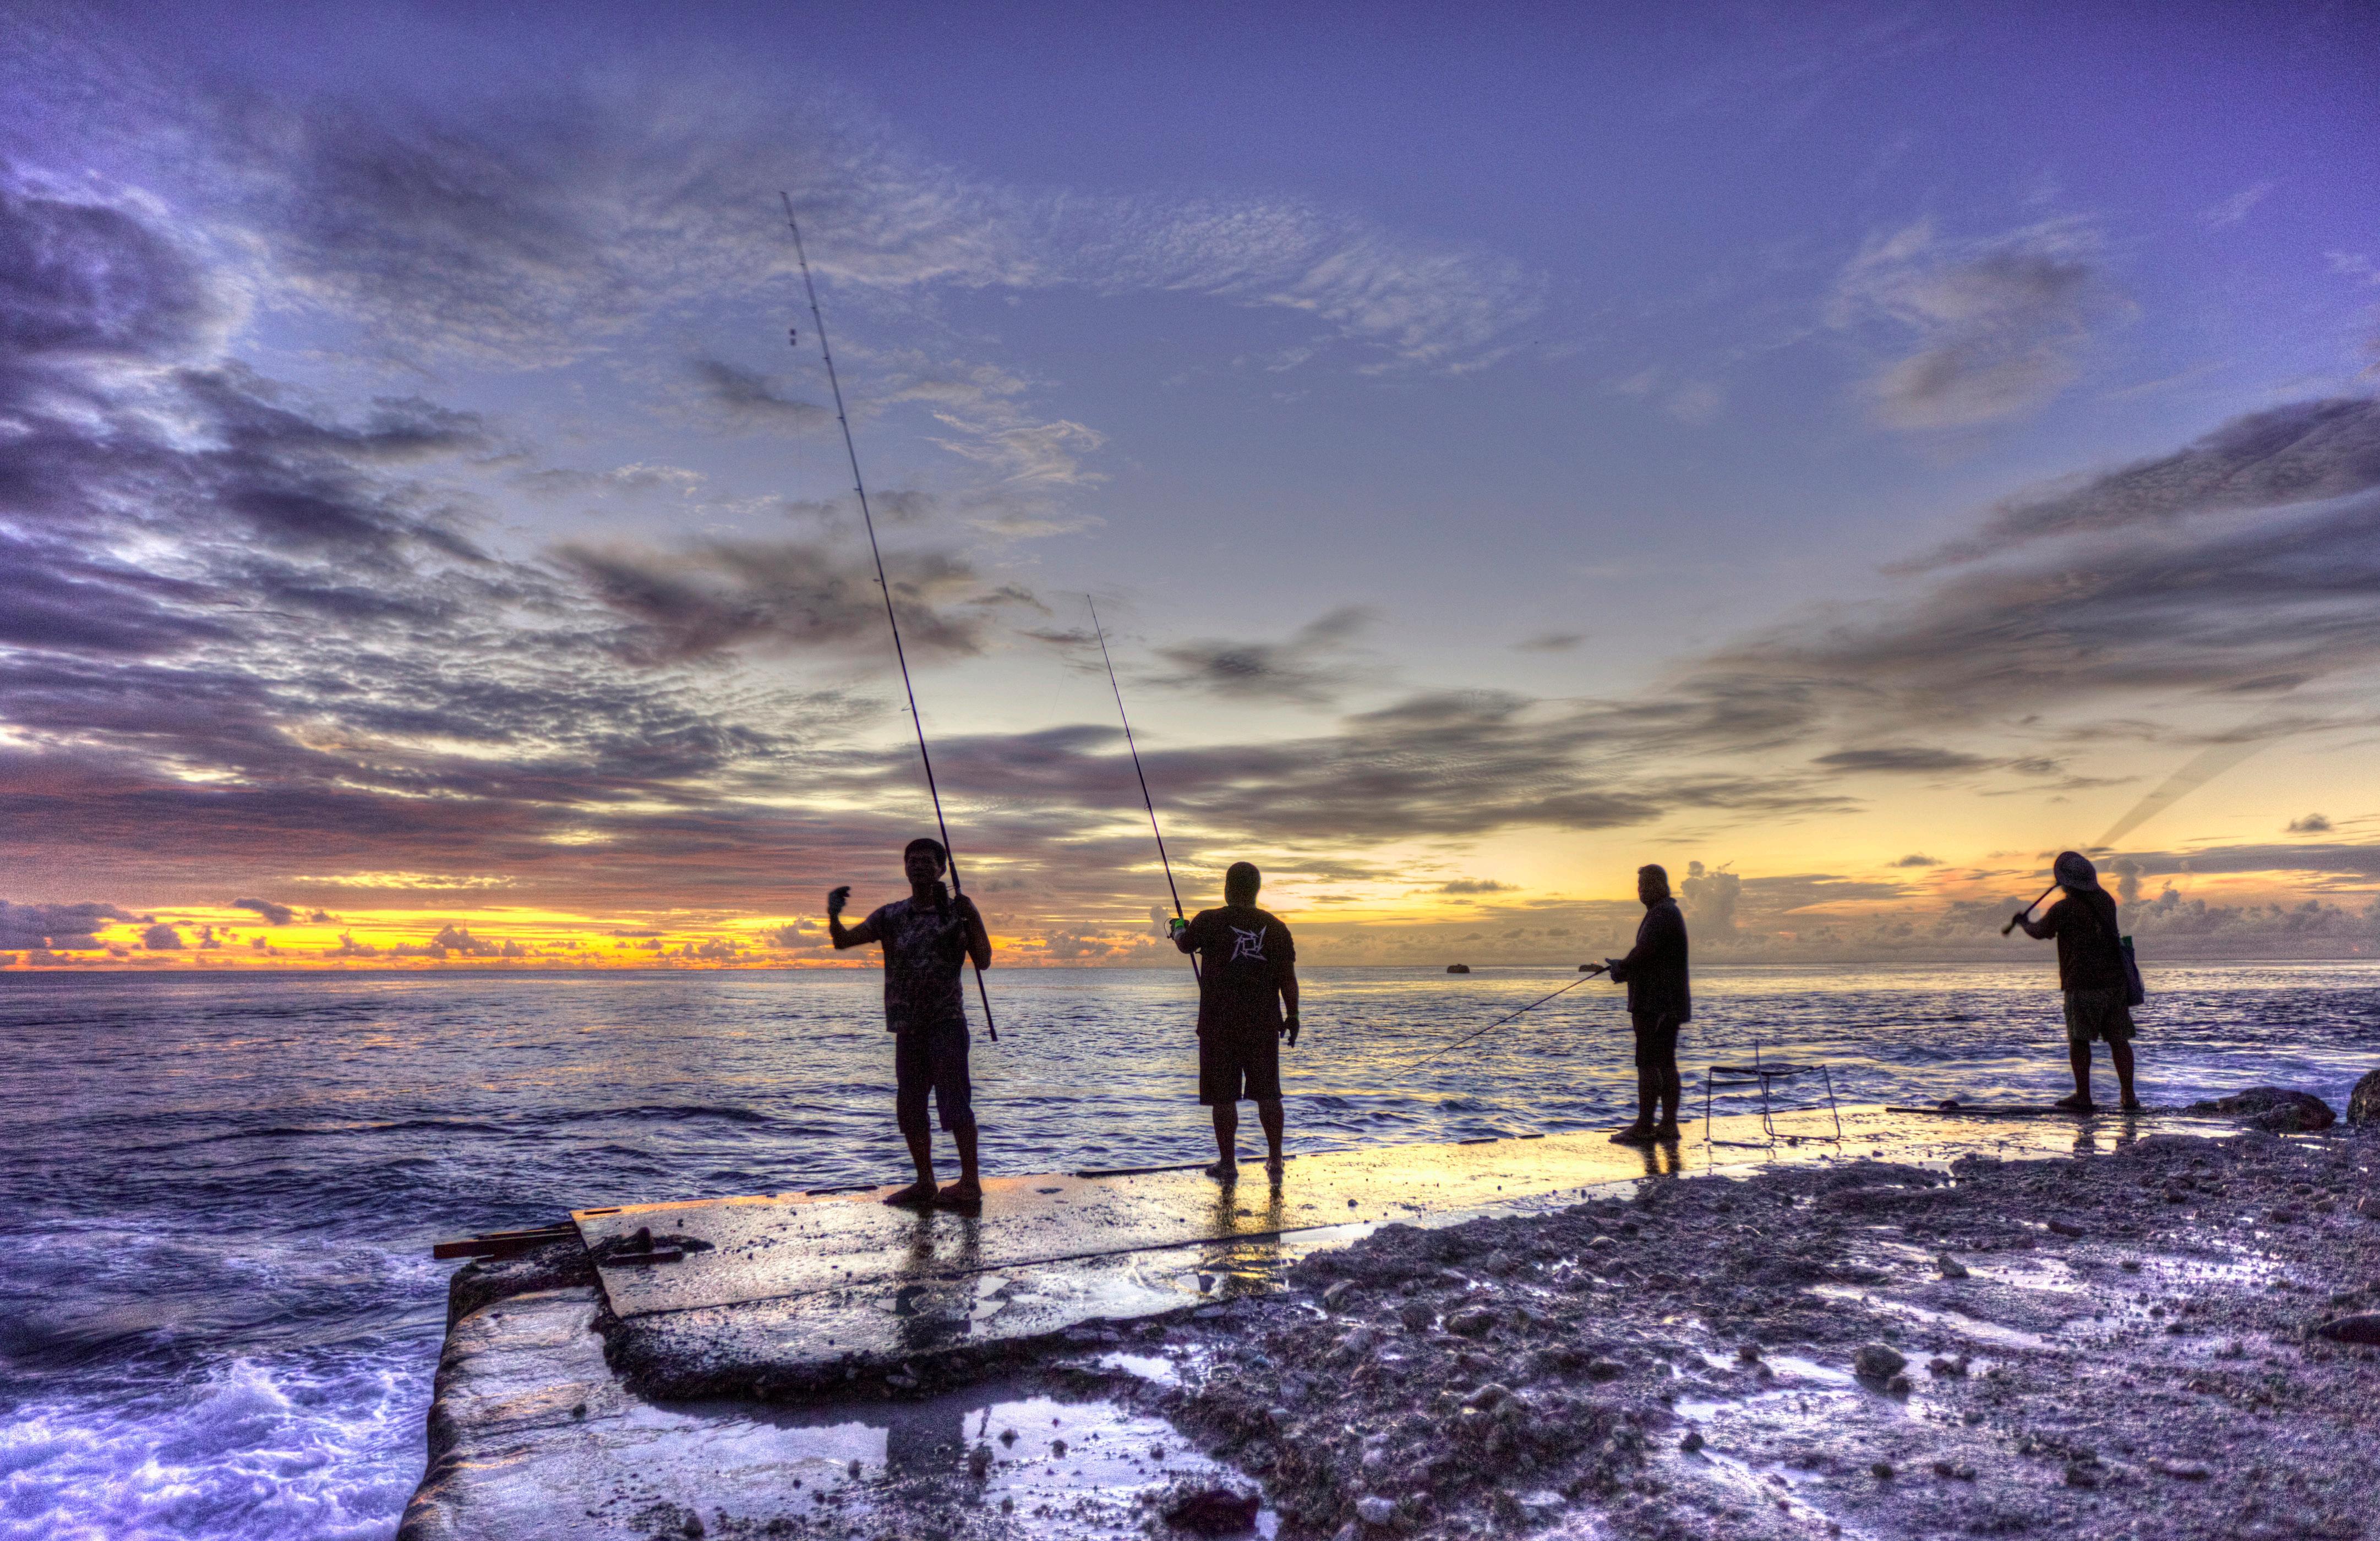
[575,1106,2242,1398]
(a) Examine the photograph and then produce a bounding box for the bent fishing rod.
[1085,599,1198,985]
[781,194,996,1042]
[1417,965,1608,1067]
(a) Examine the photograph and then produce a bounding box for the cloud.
[687,357,827,431]
[1437,879,1516,894]
[1513,632,1586,653]
[1681,860,1742,935]
[1147,606,1377,704]
[140,67,1543,377]
[233,897,294,925]
[2287,813,2333,834]
[1832,218,2110,430]
[1900,397,2380,571]
[2199,182,2274,231]
[1813,746,1993,775]
[0,900,132,950]
[141,922,183,948]
[1892,853,1942,867]
[553,538,1030,666]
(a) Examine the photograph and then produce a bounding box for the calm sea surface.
[2,961,2376,1539]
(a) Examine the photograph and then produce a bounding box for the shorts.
[1198,1022,1282,1105]
[1631,1010,1680,1070]
[894,1021,974,1136]
[2062,987,2137,1046]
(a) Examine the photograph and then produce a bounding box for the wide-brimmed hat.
[2053,850,2100,892]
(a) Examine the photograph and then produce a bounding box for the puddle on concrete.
[631,1380,1276,1539]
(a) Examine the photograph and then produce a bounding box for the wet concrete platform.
[572,1104,2222,1398]
[407,1103,2240,1539]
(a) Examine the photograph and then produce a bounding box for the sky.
[4,0,2379,970]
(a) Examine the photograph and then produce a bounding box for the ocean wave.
[0,1356,421,1541]
[534,1103,772,1125]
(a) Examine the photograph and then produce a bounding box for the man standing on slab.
[1605,862,1689,1146]
[2012,849,2142,1113]
[828,837,993,1209]
[1172,861,1300,1184]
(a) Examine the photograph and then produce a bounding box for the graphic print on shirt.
[1230,926,1267,963]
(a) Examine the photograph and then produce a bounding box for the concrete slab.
[399,1285,1278,1541]
[573,1106,2225,1398]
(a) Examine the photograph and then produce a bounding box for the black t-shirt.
[865,896,970,1034]
[1177,905,1295,1036]
[2042,891,2125,992]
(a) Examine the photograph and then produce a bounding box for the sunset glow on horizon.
[6,3,2378,971]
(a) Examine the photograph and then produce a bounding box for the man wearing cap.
[1171,861,1300,1183]
[2013,851,2141,1113]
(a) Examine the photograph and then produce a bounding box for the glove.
[1168,917,1188,939]
[1281,1013,1301,1048]
[827,885,851,917]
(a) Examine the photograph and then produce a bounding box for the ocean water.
[2,960,2375,1540]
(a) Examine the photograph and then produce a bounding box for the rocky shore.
[1156,1125,2378,1539]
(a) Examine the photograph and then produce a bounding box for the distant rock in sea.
[1446,963,1471,974]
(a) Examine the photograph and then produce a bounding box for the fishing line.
[1084,598,1199,984]
[780,194,997,1043]
[1416,966,1608,1067]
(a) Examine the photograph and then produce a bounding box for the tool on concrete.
[780,194,997,1042]
[432,1222,577,1260]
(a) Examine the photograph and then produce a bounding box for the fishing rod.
[1084,598,1198,984]
[2000,883,2059,937]
[780,194,996,1043]
[1416,965,1608,1067]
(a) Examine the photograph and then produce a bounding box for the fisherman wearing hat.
[2012,851,2141,1113]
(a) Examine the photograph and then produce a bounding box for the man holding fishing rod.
[1172,862,1300,1184]
[2008,850,2142,1114]
[1603,863,1690,1145]
[829,837,994,1209]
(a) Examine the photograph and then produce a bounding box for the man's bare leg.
[935,1123,982,1206]
[1257,1097,1285,1180]
[2110,1039,2140,1111]
[1208,1102,1239,1181]
[885,1128,936,1205]
[1655,1062,1683,1138]
[1612,1066,1657,1144]
[2059,1040,2095,1110]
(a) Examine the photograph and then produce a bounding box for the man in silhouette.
[1605,862,1689,1145]
[829,837,993,1207]
[1172,861,1300,1183]
[2013,850,2141,1113]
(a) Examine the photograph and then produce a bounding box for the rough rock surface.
[2186,1086,2337,1132]
[444,1239,596,1329]
[1155,1127,2380,1539]
[2349,1068,2380,1127]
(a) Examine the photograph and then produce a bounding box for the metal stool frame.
[1701,1041,1843,1149]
